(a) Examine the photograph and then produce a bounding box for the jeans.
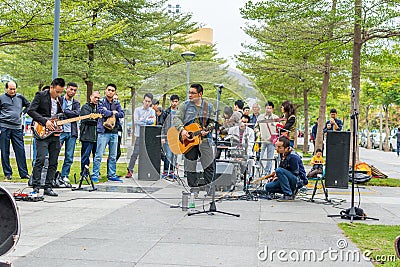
[107,134,121,173]
[163,140,176,172]
[260,142,275,175]
[397,142,400,156]
[127,137,140,172]
[0,127,29,177]
[59,132,77,178]
[184,141,214,188]
[32,135,61,189]
[264,167,298,196]
[92,133,118,179]
[81,141,97,176]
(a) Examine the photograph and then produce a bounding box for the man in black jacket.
[59,82,80,183]
[0,81,31,180]
[80,91,101,176]
[27,78,65,196]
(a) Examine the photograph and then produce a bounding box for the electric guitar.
[167,123,212,154]
[32,113,102,139]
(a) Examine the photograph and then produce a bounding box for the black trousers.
[32,135,61,189]
[184,142,215,188]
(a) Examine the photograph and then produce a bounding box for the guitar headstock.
[90,113,102,119]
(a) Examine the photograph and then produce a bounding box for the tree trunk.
[131,86,136,146]
[86,43,95,101]
[315,0,336,154]
[350,0,362,165]
[303,88,309,154]
[384,105,390,152]
[315,53,330,153]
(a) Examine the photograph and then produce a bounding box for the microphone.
[214,84,224,88]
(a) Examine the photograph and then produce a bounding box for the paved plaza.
[1,172,399,266]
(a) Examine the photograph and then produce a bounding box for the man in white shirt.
[126,93,155,178]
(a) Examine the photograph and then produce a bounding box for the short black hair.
[51,78,65,87]
[234,99,244,109]
[190,83,203,94]
[144,93,153,100]
[170,94,179,101]
[67,82,78,88]
[41,85,50,91]
[278,136,291,148]
[265,101,274,108]
[315,148,323,153]
[243,106,250,110]
[5,81,17,89]
[107,83,117,90]
[152,99,159,105]
[242,114,250,122]
[330,108,337,114]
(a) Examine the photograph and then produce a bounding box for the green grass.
[365,178,400,187]
[339,223,400,266]
[0,158,128,183]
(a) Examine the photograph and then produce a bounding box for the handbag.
[266,120,278,144]
[103,114,116,130]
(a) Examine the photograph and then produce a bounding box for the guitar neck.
[56,114,92,126]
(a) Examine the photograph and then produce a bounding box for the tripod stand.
[327,88,378,222]
[188,84,240,217]
[72,165,97,192]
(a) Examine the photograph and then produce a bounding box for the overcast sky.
[167,0,254,66]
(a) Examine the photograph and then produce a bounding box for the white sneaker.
[62,177,70,183]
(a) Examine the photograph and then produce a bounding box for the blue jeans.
[59,132,77,178]
[81,141,97,176]
[260,142,275,175]
[397,142,400,156]
[92,133,118,179]
[0,127,29,177]
[163,140,176,172]
[264,167,298,196]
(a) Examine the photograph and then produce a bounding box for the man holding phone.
[323,108,343,132]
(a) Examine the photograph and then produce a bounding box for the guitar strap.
[202,100,208,129]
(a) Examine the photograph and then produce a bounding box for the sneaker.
[20,175,30,180]
[108,177,123,182]
[62,177,70,183]
[91,177,99,183]
[161,172,168,178]
[277,195,294,202]
[125,171,133,178]
[5,175,12,181]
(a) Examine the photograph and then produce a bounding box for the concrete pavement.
[1,172,399,266]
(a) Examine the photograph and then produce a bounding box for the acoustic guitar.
[167,123,212,154]
[32,113,102,139]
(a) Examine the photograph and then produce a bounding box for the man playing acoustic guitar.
[173,84,215,195]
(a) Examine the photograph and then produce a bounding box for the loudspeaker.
[0,186,20,257]
[325,131,350,188]
[214,162,237,191]
[196,161,238,191]
[138,125,161,181]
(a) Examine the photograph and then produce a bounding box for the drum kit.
[0,185,20,266]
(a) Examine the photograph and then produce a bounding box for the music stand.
[188,84,240,217]
[327,88,378,222]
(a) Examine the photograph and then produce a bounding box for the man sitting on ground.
[262,136,308,201]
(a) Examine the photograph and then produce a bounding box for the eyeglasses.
[107,88,115,92]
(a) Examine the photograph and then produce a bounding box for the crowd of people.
[0,79,344,200]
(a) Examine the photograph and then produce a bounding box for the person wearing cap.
[323,108,343,132]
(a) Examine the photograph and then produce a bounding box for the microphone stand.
[327,88,378,222]
[188,85,240,217]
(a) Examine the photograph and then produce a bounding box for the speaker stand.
[327,88,378,222]
[188,85,239,218]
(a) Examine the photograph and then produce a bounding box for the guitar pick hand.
[46,120,56,131]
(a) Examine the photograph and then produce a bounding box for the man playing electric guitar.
[253,136,308,201]
[173,83,215,195]
[27,78,66,197]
